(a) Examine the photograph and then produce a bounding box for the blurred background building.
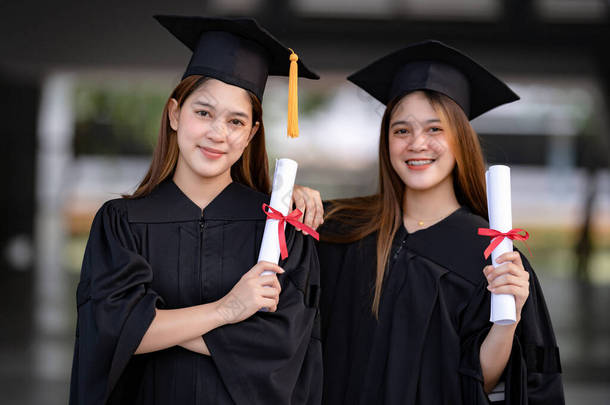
[1,0,608,403]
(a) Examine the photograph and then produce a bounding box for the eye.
[196,110,210,117]
[428,126,442,133]
[394,128,409,135]
[230,118,245,126]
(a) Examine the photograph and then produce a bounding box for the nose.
[407,128,429,151]
[205,118,229,142]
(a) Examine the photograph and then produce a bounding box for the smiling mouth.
[199,146,226,159]
[406,159,435,167]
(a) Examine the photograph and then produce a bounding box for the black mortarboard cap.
[347,40,519,120]
[154,15,320,101]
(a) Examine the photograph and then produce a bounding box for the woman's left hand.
[483,251,530,323]
[291,185,324,234]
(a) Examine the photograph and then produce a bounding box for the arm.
[480,251,530,393]
[135,261,284,355]
[135,304,221,354]
[179,336,210,355]
[202,229,322,405]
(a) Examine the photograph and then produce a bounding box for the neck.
[172,161,232,211]
[402,175,460,228]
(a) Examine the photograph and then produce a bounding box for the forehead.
[188,78,252,112]
[391,91,438,121]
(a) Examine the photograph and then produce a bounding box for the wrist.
[206,299,231,329]
[212,293,246,326]
[490,320,518,336]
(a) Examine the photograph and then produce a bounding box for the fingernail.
[279,268,285,273]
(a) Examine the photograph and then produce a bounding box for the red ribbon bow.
[477,228,531,259]
[262,204,320,260]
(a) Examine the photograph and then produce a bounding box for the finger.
[291,187,303,209]
[483,265,495,277]
[261,298,278,312]
[259,275,279,287]
[486,263,524,280]
[312,201,324,229]
[260,286,281,299]
[488,285,527,296]
[296,197,307,221]
[313,211,324,230]
[253,261,284,276]
[304,202,317,229]
[485,263,511,280]
[495,251,521,265]
[271,276,281,292]
[311,191,324,229]
[259,276,282,293]
[488,274,529,289]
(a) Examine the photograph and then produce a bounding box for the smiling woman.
[169,78,262,197]
[128,75,269,203]
[317,40,564,405]
[68,15,322,405]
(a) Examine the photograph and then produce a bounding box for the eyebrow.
[192,101,250,118]
[390,118,441,128]
[192,101,216,109]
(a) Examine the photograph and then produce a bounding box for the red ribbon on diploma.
[477,228,531,259]
[262,203,320,260]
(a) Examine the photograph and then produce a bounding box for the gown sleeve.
[458,250,565,405]
[69,200,164,405]
[203,227,322,405]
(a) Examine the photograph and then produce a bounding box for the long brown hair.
[126,75,270,198]
[324,90,488,316]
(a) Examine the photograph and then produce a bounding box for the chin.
[186,160,229,179]
[404,181,439,192]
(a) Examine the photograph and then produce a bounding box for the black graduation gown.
[318,206,564,405]
[69,180,322,405]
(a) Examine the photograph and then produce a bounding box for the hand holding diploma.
[479,165,531,325]
[257,159,319,311]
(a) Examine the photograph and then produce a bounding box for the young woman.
[69,16,322,405]
[297,40,564,404]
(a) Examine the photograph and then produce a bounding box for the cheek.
[388,136,403,161]
[428,137,448,155]
[227,129,252,153]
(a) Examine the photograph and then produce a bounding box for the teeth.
[407,159,434,166]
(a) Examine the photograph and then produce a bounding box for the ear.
[168,98,180,131]
[247,121,260,144]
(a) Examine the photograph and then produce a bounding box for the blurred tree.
[73,82,167,156]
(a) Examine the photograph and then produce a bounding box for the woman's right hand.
[215,261,284,324]
[292,184,324,233]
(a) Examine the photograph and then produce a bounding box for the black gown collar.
[126,179,269,223]
[394,207,492,285]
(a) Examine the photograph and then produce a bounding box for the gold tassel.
[287,49,299,138]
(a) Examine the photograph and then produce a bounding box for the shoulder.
[91,198,130,224]
[102,197,130,213]
[319,196,377,241]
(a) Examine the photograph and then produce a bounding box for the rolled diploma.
[258,158,298,270]
[486,165,517,325]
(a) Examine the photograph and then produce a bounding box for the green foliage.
[73,81,169,156]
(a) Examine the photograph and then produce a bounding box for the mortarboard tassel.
[287,49,299,138]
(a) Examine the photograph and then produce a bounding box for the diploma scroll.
[258,158,298,270]
[486,165,517,325]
